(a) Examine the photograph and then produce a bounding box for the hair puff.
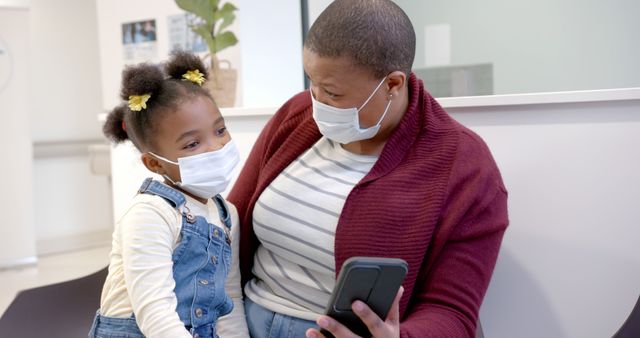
[103,104,129,143]
[165,50,208,81]
[119,63,164,100]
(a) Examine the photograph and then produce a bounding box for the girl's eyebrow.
[175,117,225,143]
[175,130,199,143]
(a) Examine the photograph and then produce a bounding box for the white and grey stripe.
[256,236,333,272]
[268,185,340,218]
[295,158,356,186]
[281,171,348,199]
[253,216,334,256]
[247,137,377,319]
[253,252,326,310]
[256,200,335,236]
[312,145,371,175]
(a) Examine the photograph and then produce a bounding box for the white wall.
[33,151,113,253]
[28,0,113,254]
[236,0,304,107]
[0,0,28,8]
[0,7,37,267]
[29,0,103,141]
[445,96,640,338]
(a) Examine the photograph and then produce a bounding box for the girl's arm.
[120,201,192,338]
[216,204,250,337]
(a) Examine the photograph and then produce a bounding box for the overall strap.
[212,194,232,230]
[137,177,186,209]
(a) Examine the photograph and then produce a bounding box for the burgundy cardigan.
[228,74,508,337]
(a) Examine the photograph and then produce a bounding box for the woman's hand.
[306,287,404,338]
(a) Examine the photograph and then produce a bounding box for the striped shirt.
[244,137,378,320]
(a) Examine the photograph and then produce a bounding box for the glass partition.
[305,0,640,97]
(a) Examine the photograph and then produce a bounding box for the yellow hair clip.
[182,69,206,86]
[128,93,151,111]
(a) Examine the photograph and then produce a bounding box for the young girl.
[89,51,248,338]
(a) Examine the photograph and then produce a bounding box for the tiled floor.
[0,245,111,317]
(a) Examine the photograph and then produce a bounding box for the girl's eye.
[216,127,227,136]
[183,140,199,150]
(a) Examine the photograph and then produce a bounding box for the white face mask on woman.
[149,140,240,199]
[310,77,392,144]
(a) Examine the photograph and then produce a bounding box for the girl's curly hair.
[103,50,214,151]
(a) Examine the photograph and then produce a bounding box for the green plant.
[175,0,238,60]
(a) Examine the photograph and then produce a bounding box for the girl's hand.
[306,287,404,338]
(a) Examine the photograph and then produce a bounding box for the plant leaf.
[192,23,217,53]
[214,31,238,53]
[214,3,237,34]
[175,0,215,25]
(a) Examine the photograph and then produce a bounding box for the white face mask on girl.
[310,77,392,144]
[149,140,240,199]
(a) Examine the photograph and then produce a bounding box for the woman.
[228,1,508,337]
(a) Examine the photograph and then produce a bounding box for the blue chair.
[0,267,107,338]
[612,294,640,338]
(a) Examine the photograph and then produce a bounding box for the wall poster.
[122,19,158,62]
[167,13,207,54]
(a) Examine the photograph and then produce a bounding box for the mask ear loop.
[357,77,388,111]
[148,152,181,185]
[372,94,393,127]
[148,152,179,165]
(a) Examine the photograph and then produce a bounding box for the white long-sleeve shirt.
[99,191,249,338]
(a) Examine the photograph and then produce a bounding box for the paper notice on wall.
[0,36,11,94]
[424,24,451,67]
[122,19,158,63]
[167,14,208,54]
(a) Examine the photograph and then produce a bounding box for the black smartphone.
[321,256,408,338]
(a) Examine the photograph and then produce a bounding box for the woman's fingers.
[308,287,404,338]
[305,328,327,338]
[352,300,386,335]
[353,286,404,337]
[385,286,404,325]
[307,316,360,338]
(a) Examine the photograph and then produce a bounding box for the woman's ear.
[141,153,166,175]
[386,71,406,98]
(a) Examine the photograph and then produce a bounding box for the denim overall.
[89,178,234,338]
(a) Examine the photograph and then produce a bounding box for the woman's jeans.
[245,297,318,338]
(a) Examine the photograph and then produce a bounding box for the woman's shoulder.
[449,123,507,194]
